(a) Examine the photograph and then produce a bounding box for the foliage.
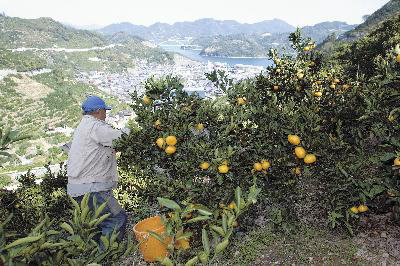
[0,194,135,265]
[116,28,400,235]
[152,184,260,265]
[0,124,30,163]
[0,164,69,234]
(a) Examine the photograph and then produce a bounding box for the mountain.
[193,21,356,57]
[0,14,107,48]
[98,18,296,41]
[318,0,400,52]
[342,0,400,40]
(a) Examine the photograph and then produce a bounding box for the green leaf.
[175,232,193,241]
[148,231,164,242]
[201,229,210,254]
[186,216,210,223]
[157,197,182,210]
[235,186,242,210]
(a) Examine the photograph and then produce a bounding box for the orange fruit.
[154,119,161,129]
[303,46,310,51]
[175,239,190,250]
[156,137,165,149]
[261,160,271,170]
[165,136,177,146]
[273,85,279,91]
[304,154,317,164]
[237,97,246,105]
[218,165,229,174]
[293,167,301,175]
[333,78,340,83]
[314,91,322,97]
[350,206,359,214]
[343,84,350,89]
[297,73,304,80]
[397,54,400,63]
[253,162,263,171]
[196,123,204,131]
[288,135,301,145]
[358,205,368,213]
[394,158,400,166]
[143,95,151,104]
[200,162,210,170]
[294,146,307,159]
[165,145,176,155]
[330,84,336,89]
[228,202,236,209]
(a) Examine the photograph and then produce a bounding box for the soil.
[11,74,53,100]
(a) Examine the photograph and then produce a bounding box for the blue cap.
[82,96,112,113]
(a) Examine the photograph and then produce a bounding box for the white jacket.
[67,115,123,186]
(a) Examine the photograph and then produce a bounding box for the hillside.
[98,18,296,41]
[343,0,400,40]
[0,14,107,48]
[193,21,356,57]
[319,0,400,52]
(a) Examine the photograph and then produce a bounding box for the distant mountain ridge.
[192,21,357,57]
[98,18,296,41]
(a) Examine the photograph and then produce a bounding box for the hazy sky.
[1,0,391,27]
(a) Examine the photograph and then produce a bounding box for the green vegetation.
[0,49,46,71]
[0,15,107,49]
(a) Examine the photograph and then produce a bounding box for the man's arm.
[91,123,125,147]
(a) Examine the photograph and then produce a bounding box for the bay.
[160,45,272,67]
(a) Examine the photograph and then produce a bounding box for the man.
[67,95,128,242]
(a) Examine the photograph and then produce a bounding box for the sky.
[0,0,391,28]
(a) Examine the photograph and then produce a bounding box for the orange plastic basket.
[133,215,171,262]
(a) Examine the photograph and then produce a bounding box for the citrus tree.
[116,30,400,234]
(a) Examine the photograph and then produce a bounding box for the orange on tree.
[396,54,400,63]
[154,119,162,129]
[288,135,301,145]
[273,85,279,91]
[156,137,165,149]
[350,206,359,214]
[304,154,317,164]
[294,146,307,159]
[303,46,310,51]
[253,162,263,171]
[165,145,176,155]
[143,95,152,105]
[196,123,205,131]
[333,78,340,84]
[314,91,322,97]
[218,164,229,174]
[358,205,369,213]
[394,158,400,166]
[297,73,304,80]
[165,135,177,146]
[237,97,246,105]
[330,84,336,89]
[200,162,210,170]
[228,202,236,209]
[261,160,271,170]
[293,167,301,175]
